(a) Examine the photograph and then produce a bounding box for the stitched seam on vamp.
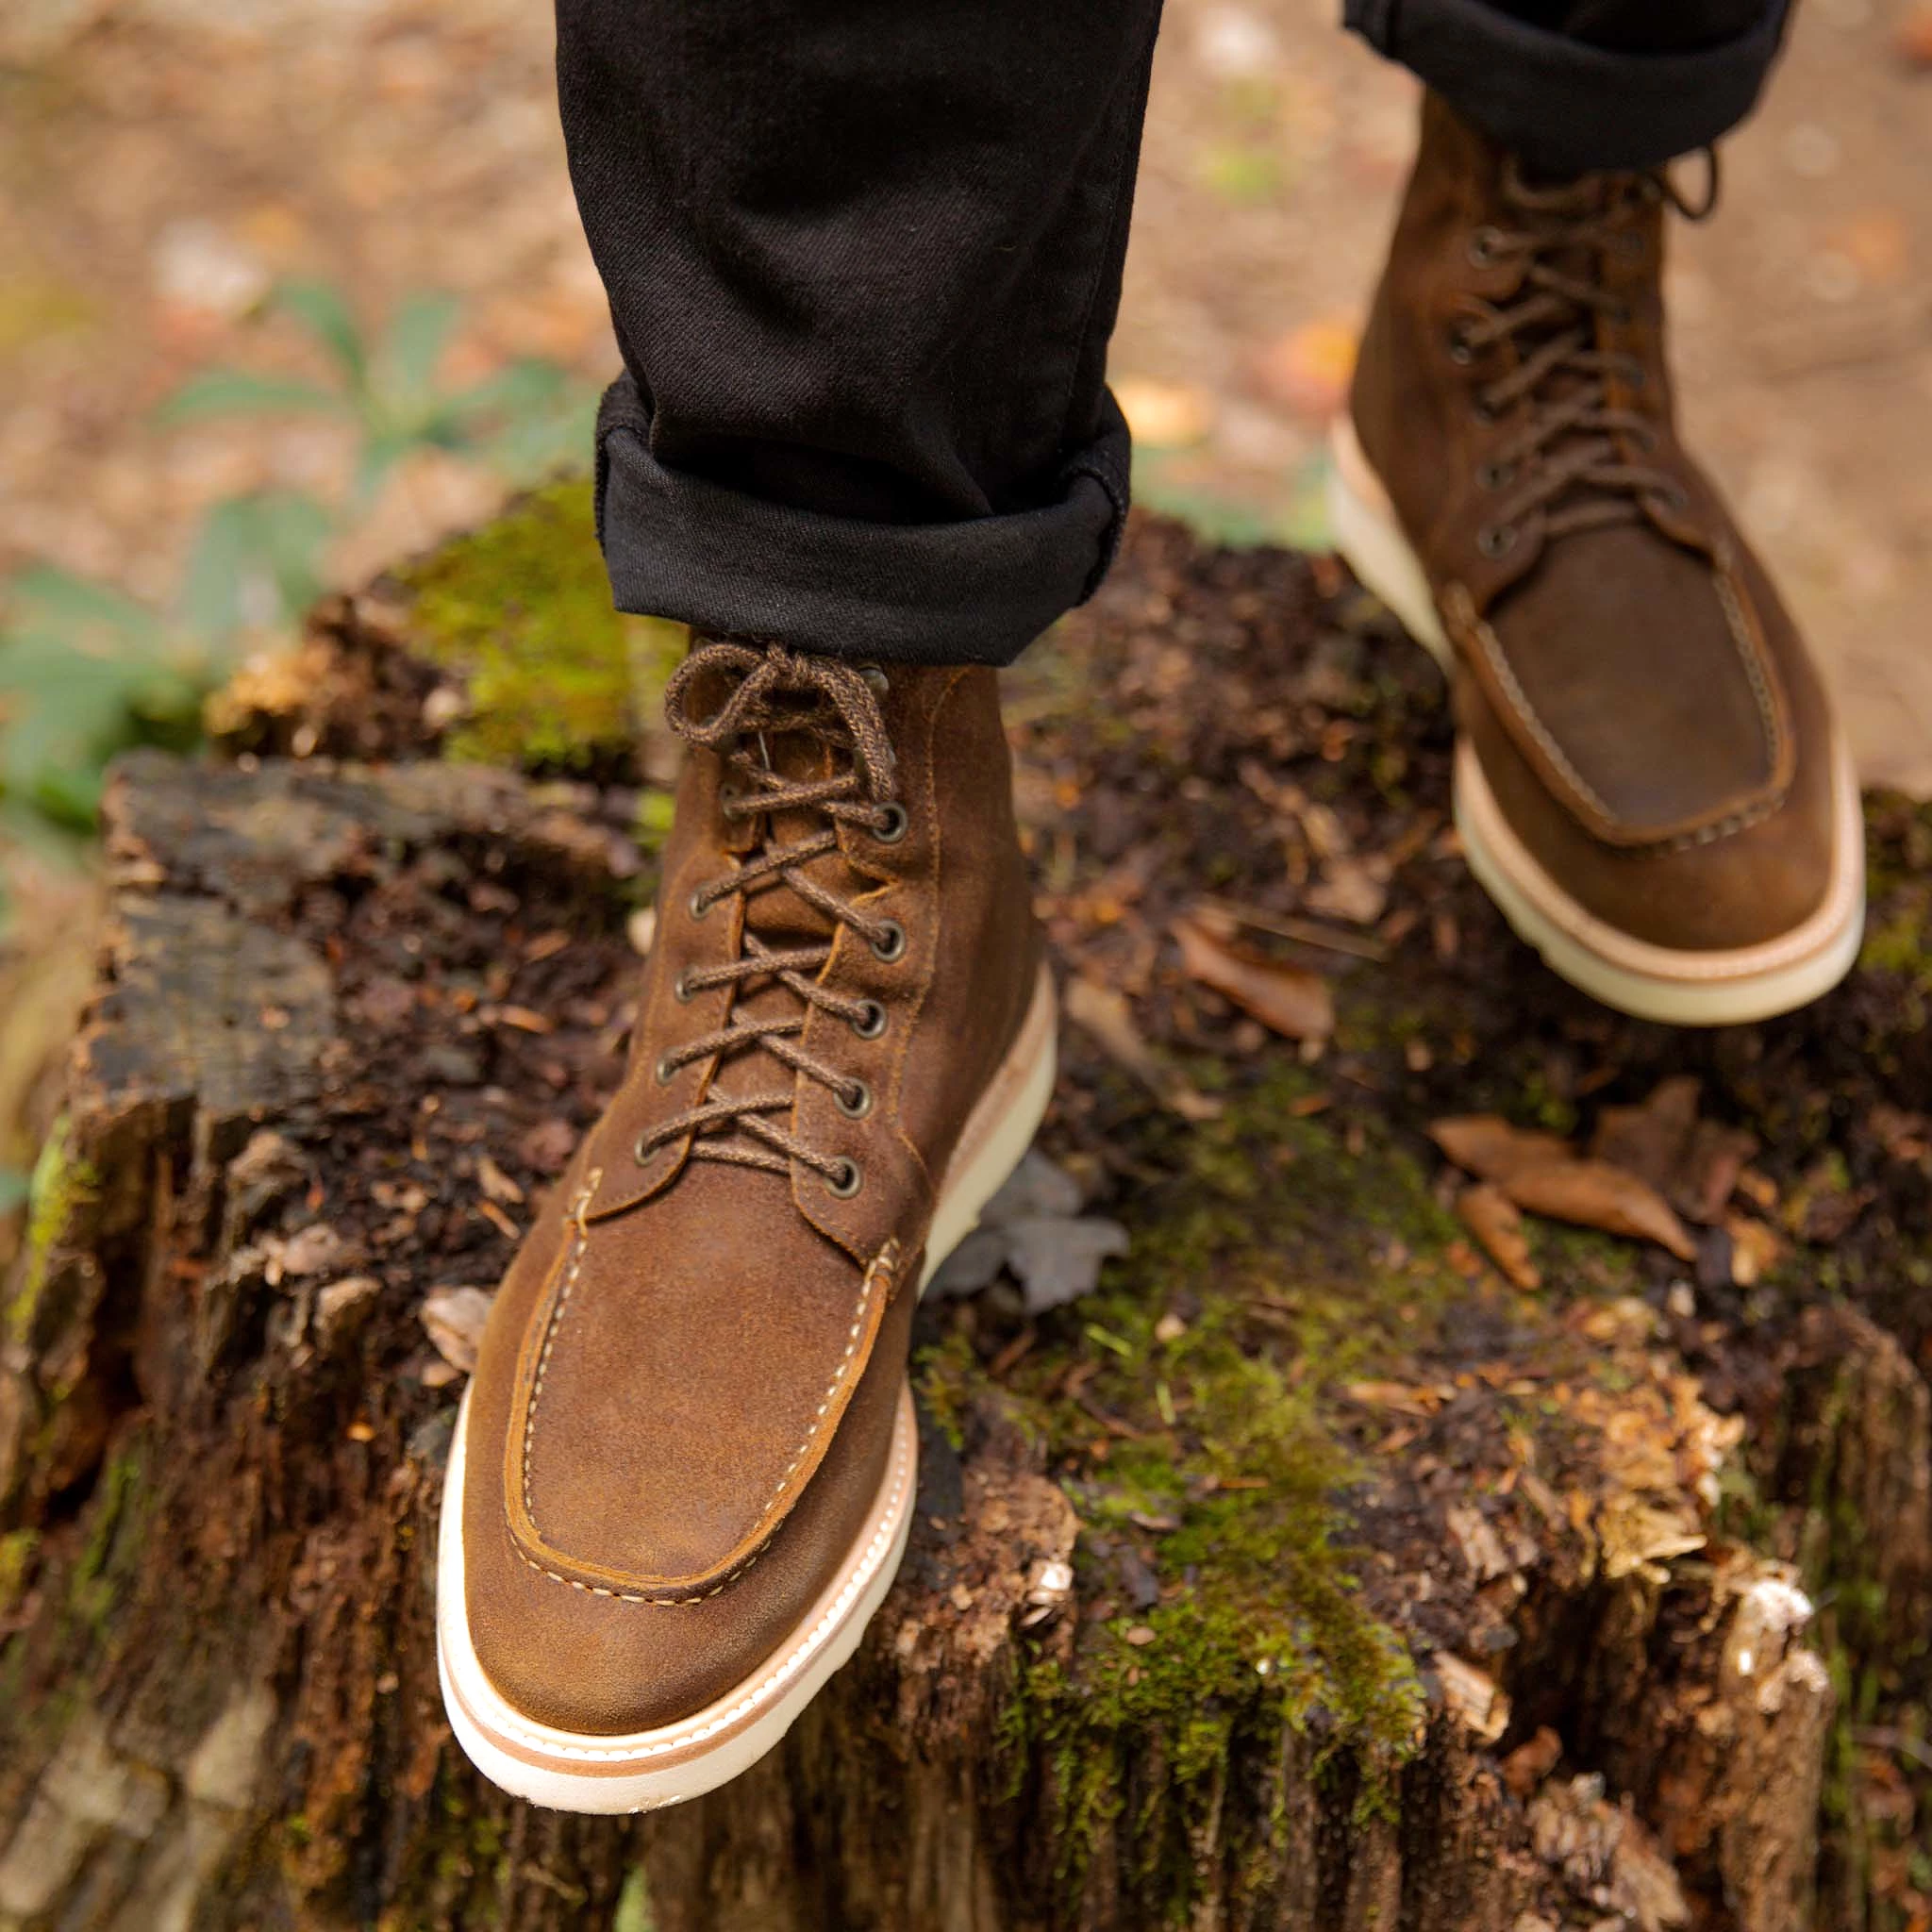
[1466,610,1620,827]
[468,1415,916,1757]
[514,1232,893,1606]
[758,1241,893,1516]
[1713,562,1789,782]
[520,1174,600,1528]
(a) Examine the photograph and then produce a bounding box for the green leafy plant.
[0,280,598,856]
[158,278,596,504]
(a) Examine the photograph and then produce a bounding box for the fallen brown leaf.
[1457,1183,1541,1291]
[421,1286,495,1374]
[1173,914,1334,1041]
[1502,1159,1697,1263]
[1591,1076,1757,1224]
[1065,976,1221,1121]
[476,1154,525,1207]
[1591,1075,1699,1192]
[1428,1114,1571,1184]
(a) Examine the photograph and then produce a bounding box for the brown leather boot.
[1330,95,1863,1025]
[437,640,1054,1812]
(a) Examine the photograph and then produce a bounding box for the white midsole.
[1325,416,1865,1026]
[438,963,1058,1812]
[437,1380,917,1814]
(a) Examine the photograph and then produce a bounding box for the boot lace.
[1456,153,1719,561]
[637,641,907,1195]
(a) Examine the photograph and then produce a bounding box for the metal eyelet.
[633,1133,656,1165]
[824,1158,863,1199]
[858,665,890,697]
[851,1000,888,1041]
[1470,394,1498,426]
[655,1054,676,1085]
[873,802,909,844]
[1477,461,1513,492]
[1467,226,1503,268]
[871,920,908,964]
[674,970,695,1004]
[1447,330,1475,367]
[1650,482,1690,514]
[688,889,711,922]
[1478,525,1519,559]
[836,1079,874,1121]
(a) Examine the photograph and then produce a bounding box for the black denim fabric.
[558,0,1790,667]
[558,0,1158,666]
[1345,0,1792,176]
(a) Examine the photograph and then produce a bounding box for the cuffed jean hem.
[1344,0,1790,175]
[592,375,1133,669]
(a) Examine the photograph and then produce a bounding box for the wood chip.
[476,1154,525,1207]
[1433,1653,1511,1743]
[1172,914,1334,1042]
[1456,1183,1541,1291]
[491,1006,553,1034]
[477,1199,522,1243]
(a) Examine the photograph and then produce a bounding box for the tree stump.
[2,495,1929,1930]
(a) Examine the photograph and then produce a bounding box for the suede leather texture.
[1350,94,1840,952]
[461,660,1039,1735]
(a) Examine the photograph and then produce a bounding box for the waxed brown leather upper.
[461,652,1039,1735]
[1350,95,1841,952]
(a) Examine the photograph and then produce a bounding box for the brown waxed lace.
[1456,151,1720,561]
[635,641,907,1193]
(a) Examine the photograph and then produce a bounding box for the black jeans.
[558,0,1790,669]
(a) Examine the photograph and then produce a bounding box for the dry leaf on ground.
[1428,1114,1571,1185]
[1065,975,1221,1121]
[1457,1183,1541,1290]
[1502,1160,1697,1263]
[1591,1076,1756,1224]
[421,1286,495,1375]
[1173,913,1334,1042]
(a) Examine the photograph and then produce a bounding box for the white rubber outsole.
[437,962,1058,1813]
[1326,417,1865,1027]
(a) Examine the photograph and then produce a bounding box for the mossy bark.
[1,508,1928,1930]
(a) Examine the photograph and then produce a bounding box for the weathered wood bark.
[2,506,1929,1930]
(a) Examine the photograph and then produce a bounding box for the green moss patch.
[922,1065,1474,1904]
[393,480,686,774]
[8,1118,97,1351]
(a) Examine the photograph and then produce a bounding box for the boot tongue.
[737,717,858,950]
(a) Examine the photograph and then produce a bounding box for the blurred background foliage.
[0,276,594,868]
